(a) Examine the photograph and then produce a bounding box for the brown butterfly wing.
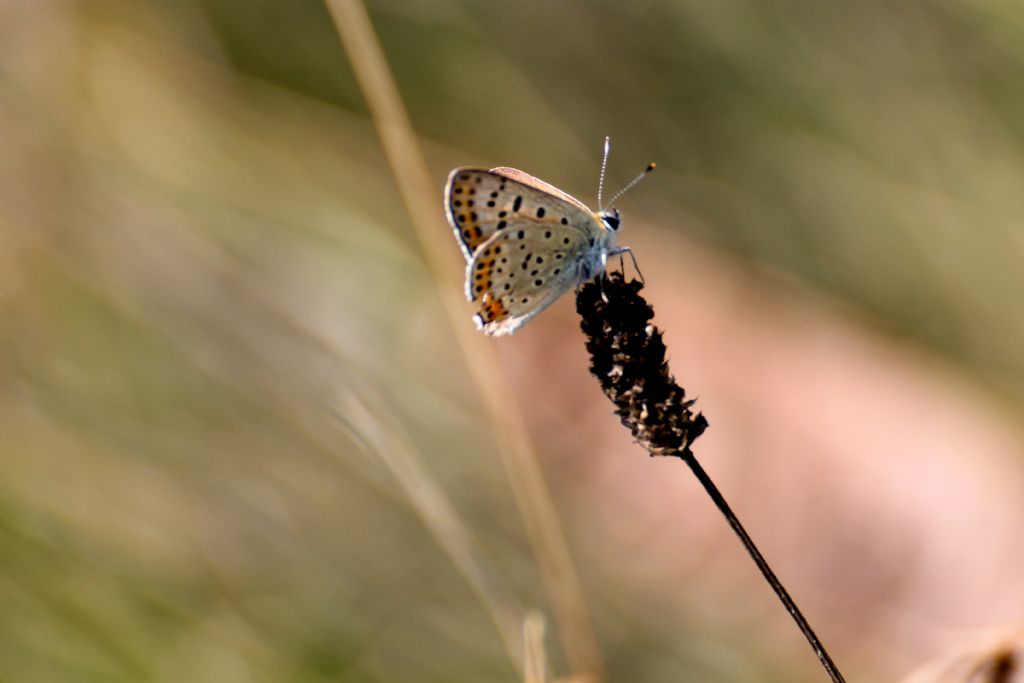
[488,167,592,213]
[444,167,596,261]
[465,221,592,336]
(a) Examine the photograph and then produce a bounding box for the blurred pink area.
[902,625,1024,683]
[505,225,1024,681]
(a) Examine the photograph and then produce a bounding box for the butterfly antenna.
[597,136,611,211]
[605,162,656,209]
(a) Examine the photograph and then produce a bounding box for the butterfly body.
[444,166,624,336]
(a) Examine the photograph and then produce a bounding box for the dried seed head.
[576,273,707,456]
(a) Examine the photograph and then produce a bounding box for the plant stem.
[678,449,847,683]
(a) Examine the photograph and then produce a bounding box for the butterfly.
[444,139,653,336]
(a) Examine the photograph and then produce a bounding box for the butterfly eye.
[602,212,621,231]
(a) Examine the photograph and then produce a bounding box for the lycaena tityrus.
[444,138,653,335]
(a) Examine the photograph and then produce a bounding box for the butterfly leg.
[609,246,645,284]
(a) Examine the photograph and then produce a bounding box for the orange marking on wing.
[470,248,500,300]
[479,293,509,323]
[452,179,487,251]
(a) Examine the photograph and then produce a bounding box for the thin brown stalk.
[323,1,605,678]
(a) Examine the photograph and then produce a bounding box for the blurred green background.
[3,1,1024,682]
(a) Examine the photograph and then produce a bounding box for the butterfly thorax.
[574,208,618,278]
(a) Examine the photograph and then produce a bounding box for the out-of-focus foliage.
[2,1,1024,682]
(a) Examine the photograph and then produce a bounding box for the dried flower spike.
[576,272,708,457]
[576,271,847,683]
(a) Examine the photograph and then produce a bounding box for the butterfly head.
[599,208,622,232]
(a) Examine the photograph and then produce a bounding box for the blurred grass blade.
[523,611,548,683]
[334,380,526,670]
